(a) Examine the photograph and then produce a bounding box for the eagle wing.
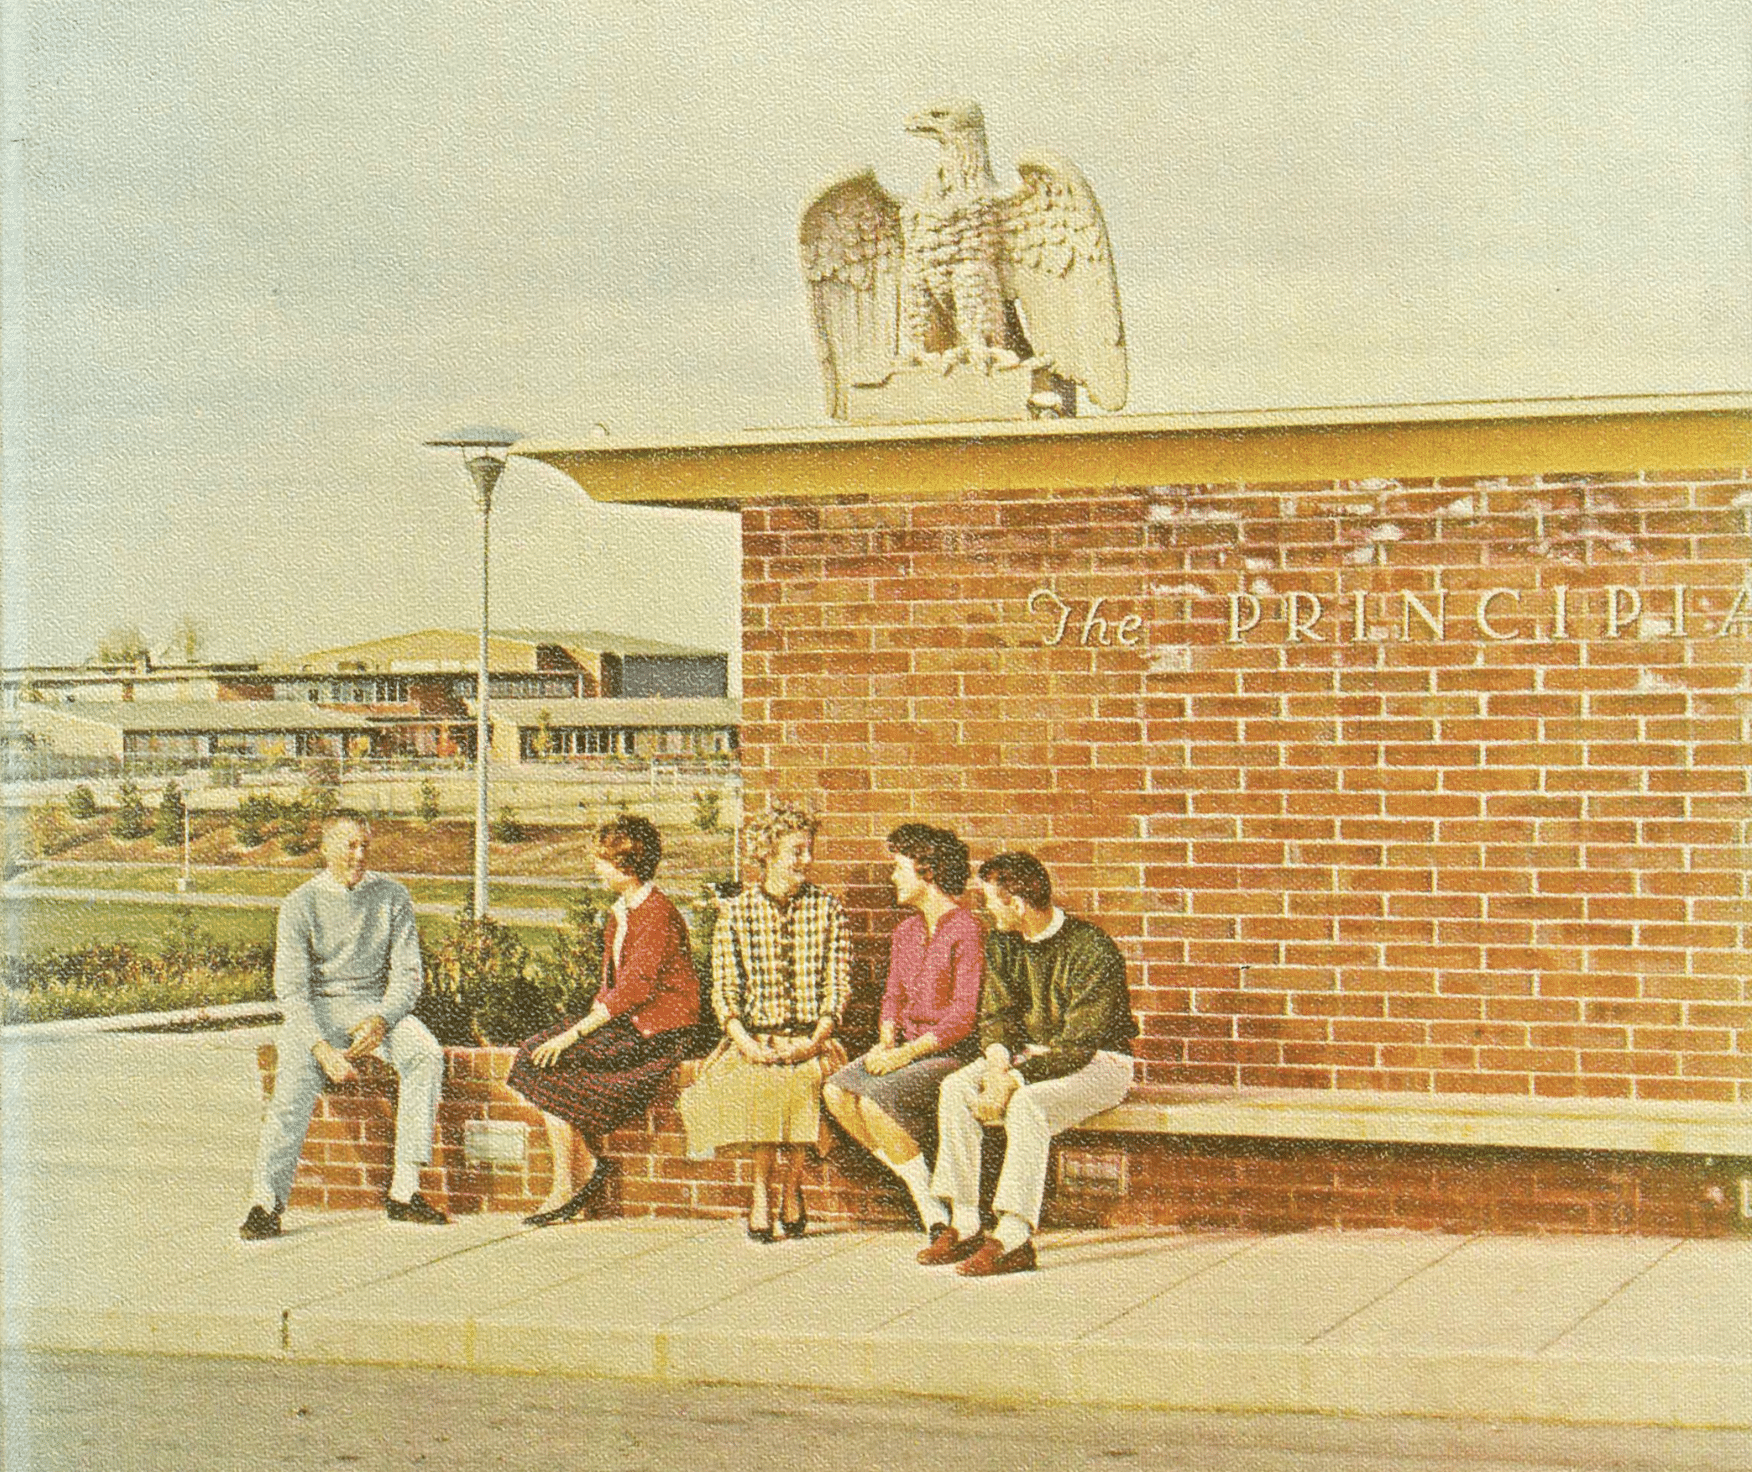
[800,170,902,420]
[999,151,1128,411]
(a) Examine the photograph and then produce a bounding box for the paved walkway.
[4,1028,1749,1427]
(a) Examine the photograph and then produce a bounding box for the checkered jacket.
[710,882,852,1032]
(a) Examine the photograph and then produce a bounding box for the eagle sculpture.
[800,100,1127,421]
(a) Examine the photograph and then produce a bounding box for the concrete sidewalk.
[3,1028,1749,1428]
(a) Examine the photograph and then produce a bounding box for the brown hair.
[887,822,971,897]
[597,814,662,883]
[976,851,1052,912]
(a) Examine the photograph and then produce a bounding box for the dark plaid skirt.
[506,1015,687,1138]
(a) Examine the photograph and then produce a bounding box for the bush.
[417,779,440,824]
[490,808,528,844]
[279,799,319,855]
[66,784,98,820]
[154,782,186,846]
[417,910,560,1046]
[112,780,151,840]
[526,890,612,1023]
[1,930,274,1025]
[27,803,76,859]
[233,793,277,848]
[690,788,722,832]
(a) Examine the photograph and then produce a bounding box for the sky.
[4,0,1748,673]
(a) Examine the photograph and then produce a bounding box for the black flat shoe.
[780,1190,807,1239]
[238,1204,282,1242]
[385,1191,449,1226]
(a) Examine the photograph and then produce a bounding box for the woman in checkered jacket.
[677,804,852,1241]
[507,815,699,1226]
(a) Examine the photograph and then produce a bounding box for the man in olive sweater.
[920,851,1137,1276]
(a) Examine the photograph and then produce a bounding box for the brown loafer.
[957,1236,1037,1277]
[916,1224,985,1266]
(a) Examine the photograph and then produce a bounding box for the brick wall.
[261,1045,1741,1236]
[740,470,1752,1103]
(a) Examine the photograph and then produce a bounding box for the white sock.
[250,1189,278,1213]
[881,1152,948,1230]
[951,1202,982,1238]
[389,1162,422,1202]
[994,1212,1031,1253]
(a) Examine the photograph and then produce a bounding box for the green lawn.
[2,896,279,954]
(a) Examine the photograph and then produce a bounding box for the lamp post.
[426,426,523,919]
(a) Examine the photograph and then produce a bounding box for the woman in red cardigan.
[507,815,699,1225]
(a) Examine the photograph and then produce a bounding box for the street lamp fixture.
[425,425,523,919]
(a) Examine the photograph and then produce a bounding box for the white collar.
[614,882,654,915]
[1026,907,1066,943]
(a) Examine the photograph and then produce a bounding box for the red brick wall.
[740,470,1752,1103]
[261,1045,1742,1236]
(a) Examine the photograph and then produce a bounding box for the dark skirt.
[506,1014,687,1138]
[826,1040,980,1149]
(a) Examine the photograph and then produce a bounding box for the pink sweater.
[879,906,983,1049]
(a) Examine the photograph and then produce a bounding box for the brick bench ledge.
[1081,1086,1752,1158]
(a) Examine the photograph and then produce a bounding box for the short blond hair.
[742,803,818,871]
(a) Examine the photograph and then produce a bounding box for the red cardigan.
[597,888,699,1038]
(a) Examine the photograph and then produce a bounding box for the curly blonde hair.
[741,803,818,872]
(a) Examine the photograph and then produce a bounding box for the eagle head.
[903,99,995,193]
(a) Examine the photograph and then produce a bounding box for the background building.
[4,628,733,769]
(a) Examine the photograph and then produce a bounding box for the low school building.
[518,392,1752,1237]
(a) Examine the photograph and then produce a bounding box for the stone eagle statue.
[800,99,1127,421]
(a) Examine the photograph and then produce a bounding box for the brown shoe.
[916,1224,985,1266]
[957,1236,1037,1277]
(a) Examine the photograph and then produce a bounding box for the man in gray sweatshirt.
[240,812,448,1238]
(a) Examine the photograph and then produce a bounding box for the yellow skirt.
[678,1036,848,1159]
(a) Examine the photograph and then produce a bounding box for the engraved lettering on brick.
[1285,591,1324,641]
[1605,585,1642,638]
[1028,586,1073,646]
[1228,591,1262,643]
[1475,588,1519,642]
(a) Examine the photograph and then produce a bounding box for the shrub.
[417,910,559,1046]
[690,788,722,832]
[490,808,528,844]
[27,803,76,859]
[279,799,319,855]
[112,780,151,840]
[233,793,277,848]
[66,784,98,820]
[417,779,441,824]
[526,890,612,1022]
[154,782,186,846]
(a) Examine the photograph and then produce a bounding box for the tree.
[65,784,98,821]
[691,788,723,832]
[232,794,277,848]
[112,780,151,840]
[94,625,150,666]
[165,615,207,665]
[417,780,441,824]
[490,808,528,844]
[154,782,187,847]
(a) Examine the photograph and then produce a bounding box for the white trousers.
[251,1000,444,1210]
[930,1050,1133,1229]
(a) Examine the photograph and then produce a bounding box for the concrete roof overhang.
[515,392,1752,511]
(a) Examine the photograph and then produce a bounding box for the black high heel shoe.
[780,1186,807,1239]
[524,1159,614,1227]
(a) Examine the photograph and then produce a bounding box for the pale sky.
[4,0,1748,672]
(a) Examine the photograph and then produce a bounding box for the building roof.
[486,697,739,729]
[15,701,374,734]
[513,391,1752,510]
[280,628,723,672]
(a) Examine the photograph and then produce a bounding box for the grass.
[2,896,278,955]
[15,864,582,913]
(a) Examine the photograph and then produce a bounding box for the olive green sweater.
[978,915,1138,1083]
